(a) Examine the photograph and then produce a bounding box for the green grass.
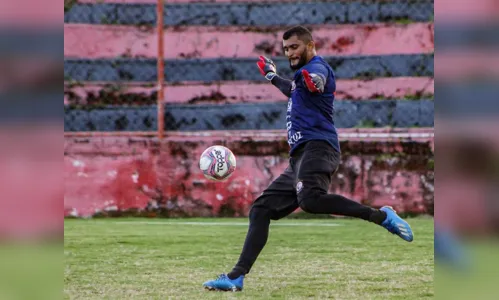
[0,244,61,300]
[436,239,499,300]
[64,217,434,299]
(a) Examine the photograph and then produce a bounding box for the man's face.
[283,35,309,70]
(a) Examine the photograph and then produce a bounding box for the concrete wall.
[64,0,435,219]
[64,129,434,218]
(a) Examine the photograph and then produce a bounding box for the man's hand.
[301,69,325,93]
[257,56,277,81]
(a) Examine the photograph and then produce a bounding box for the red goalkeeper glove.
[301,69,325,93]
[256,56,277,81]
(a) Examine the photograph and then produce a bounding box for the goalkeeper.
[203,26,414,292]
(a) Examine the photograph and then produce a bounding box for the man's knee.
[249,205,272,222]
[297,188,325,214]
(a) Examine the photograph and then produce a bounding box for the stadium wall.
[64,129,434,218]
[64,0,435,219]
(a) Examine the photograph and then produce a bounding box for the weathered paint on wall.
[64,23,434,59]
[64,78,434,106]
[64,131,434,219]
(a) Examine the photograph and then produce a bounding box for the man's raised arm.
[256,56,292,98]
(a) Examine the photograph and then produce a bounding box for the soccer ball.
[199,145,237,181]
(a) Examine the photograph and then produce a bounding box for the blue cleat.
[203,274,244,292]
[380,206,414,242]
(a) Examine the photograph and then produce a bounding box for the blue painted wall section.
[0,30,62,56]
[436,82,499,116]
[64,54,433,82]
[64,1,434,26]
[64,100,434,132]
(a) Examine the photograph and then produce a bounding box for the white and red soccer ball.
[199,145,236,181]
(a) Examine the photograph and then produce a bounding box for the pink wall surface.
[436,51,499,79]
[0,127,61,239]
[64,77,434,105]
[64,23,434,59]
[1,0,60,26]
[436,0,499,21]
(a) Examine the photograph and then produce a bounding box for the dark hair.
[282,26,313,43]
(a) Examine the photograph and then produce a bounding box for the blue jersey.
[286,56,340,155]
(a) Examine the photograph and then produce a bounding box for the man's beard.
[289,54,308,70]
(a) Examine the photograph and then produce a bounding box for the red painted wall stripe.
[435,0,499,21]
[64,77,434,105]
[436,51,499,79]
[64,23,434,59]
[1,0,60,26]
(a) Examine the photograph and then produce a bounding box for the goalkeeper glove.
[301,69,325,93]
[256,56,277,81]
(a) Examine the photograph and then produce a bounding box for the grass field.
[64,217,434,299]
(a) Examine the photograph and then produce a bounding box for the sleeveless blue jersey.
[286,55,340,155]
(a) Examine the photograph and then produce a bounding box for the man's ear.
[307,41,315,51]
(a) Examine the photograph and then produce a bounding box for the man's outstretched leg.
[295,141,414,242]
[298,191,414,242]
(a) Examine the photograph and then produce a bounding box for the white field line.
[113,221,344,227]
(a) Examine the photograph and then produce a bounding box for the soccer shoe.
[202,274,244,292]
[380,206,414,242]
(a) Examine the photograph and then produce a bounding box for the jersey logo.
[291,81,296,91]
[296,181,303,193]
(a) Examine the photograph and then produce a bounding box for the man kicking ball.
[203,26,414,292]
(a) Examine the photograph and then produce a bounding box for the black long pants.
[230,140,384,276]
